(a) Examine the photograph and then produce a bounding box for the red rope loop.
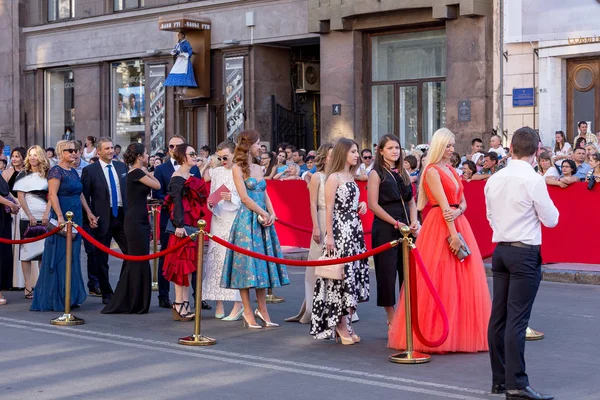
[275,218,372,235]
[0,226,62,244]
[409,246,450,348]
[208,233,393,266]
[75,225,194,261]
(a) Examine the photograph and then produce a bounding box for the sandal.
[24,288,34,300]
[171,302,194,321]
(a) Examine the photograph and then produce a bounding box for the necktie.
[173,161,178,166]
[106,164,119,217]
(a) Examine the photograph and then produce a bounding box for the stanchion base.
[265,294,285,304]
[151,282,159,291]
[525,327,544,341]
[50,314,85,326]
[178,335,216,346]
[389,351,431,364]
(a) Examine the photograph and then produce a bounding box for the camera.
[587,170,596,190]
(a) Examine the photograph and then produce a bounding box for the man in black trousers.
[484,127,559,400]
[81,137,128,305]
[153,135,211,310]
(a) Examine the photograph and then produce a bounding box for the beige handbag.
[315,250,344,280]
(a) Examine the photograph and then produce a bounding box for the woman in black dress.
[2,147,27,197]
[367,134,419,327]
[0,176,20,304]
[102,143,160,314]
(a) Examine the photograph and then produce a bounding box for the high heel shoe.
[24,288,34,300]
[254,309,279,327]
[242,312,262,329]
[215,312,225,319]
[172,302,194,322]
[222,307,244,321]
[334,328,355,345]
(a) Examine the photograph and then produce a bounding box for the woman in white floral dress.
[202,141,243,320]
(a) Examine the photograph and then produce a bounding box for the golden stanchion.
[151,204,159,291]
[389,226,430,364]
[265,288,285,304]
[179,220,216,346]
[526,327,544,341]
[51,211,85,326]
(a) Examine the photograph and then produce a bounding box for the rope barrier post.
[151,205,159,292]
[51,211,85,326]
[179,220,216,346]
[389,226,430,364]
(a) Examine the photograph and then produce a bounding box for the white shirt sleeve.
[531,179,559,228]
[543,167,559,178]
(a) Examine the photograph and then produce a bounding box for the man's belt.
[498,241,540,250]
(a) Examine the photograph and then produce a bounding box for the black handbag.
[165,219,197,237]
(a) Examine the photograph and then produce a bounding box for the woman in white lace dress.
[202,140,243,320]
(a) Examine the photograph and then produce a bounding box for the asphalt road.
[1,258,599,400]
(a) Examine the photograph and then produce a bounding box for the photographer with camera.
[585,153,600,190]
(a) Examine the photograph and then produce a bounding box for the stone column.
[320,31,356,143]
[0,0,21,147]
[445,15,494,155]
[538,55,566,146]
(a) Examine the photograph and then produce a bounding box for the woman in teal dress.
[221,130,289,329]
[31,140,94,312]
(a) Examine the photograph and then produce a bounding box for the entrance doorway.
[567,58,600,141]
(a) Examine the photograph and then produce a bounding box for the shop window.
[48,0,74,22]
[114,0,140,11]
[45,70,74,148]
[370,30,446,148]
[112,60,145,151]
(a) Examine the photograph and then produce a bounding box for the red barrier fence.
[261,180,598,265]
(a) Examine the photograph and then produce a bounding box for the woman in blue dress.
[221,129,289,329]
[31,140,94,312]
[164,31,197,91]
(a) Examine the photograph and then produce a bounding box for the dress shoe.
[89,287,102,297]
[102,298,110,305]
[491,384,506,394]
[158,298,172,309]
[506,386,553,400]
[201,301,212,310]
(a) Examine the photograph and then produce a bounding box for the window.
[114,0,140,11]
[45,70,74,148]
[370,30,446,148]
[48,0,74,21]
[112,60,145,151]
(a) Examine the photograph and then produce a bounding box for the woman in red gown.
[163,143,208,321]
[388,128,491,353]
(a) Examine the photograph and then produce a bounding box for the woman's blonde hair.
[326,137,360,177]
[24,145,50,178]
[314,142,333,172]
[417,128,455,210]
[55,140,75,162]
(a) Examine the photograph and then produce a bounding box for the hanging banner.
[224,56,245,139]
[148,64,166,156]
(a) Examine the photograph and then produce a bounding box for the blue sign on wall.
[3,146,9,157]
[513,88,535,107]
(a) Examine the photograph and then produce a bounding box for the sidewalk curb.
[484,263,600,285]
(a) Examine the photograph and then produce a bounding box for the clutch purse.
[22,223,47,239]
[447,232,471,261]
[165,219,197,237]
[315,250,344,280]
[48,218,78,238]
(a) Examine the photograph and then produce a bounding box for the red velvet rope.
[275,218,372,235]
[209,233,393,266]
[75,225,193,261]
[0,226,61,244]
[408,247,449,348]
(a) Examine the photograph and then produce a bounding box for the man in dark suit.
[153,135,211,310]
[81,137,128,305]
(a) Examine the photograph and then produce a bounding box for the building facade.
[2,0,495,156]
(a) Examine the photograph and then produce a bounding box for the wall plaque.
[458,100,471,122]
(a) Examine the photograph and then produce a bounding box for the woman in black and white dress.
[310,138,369,345]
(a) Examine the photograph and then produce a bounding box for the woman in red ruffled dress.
[163,143,208,321]
[388,128,491,353]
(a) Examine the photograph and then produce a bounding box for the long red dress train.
[387,164,491,353]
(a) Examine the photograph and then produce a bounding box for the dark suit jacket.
[81,160,128,236]
[152,159,201,229]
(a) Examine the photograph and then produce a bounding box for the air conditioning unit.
[295,62,320,93]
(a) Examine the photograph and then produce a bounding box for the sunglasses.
[187,152,197,157]
[63,149,76,154]
[362,156,372,159]
[217,156,229,162]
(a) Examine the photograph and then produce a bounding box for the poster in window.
[149,65,166,156]
[224,56,244,139]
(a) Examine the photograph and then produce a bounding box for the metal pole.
[179,220,216,346]
[151,205,159,291]
[51,211,84,326]
[389,226,430,364]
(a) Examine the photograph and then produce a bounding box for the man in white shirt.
[355,149,374,181]
[485,127,558,400]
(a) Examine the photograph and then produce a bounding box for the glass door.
[398,85,418,150]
